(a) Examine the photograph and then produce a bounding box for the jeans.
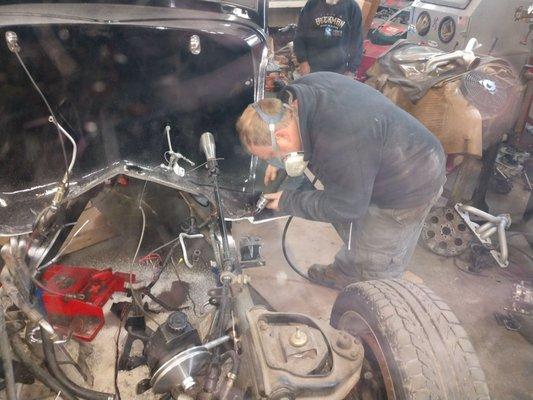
[333,190,441,280]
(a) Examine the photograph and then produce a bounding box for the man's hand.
[299,61,311,75]
[263,191,282,211]
[264,164,279,186]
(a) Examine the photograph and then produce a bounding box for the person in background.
[294,0,363,77]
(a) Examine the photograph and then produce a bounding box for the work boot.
[307,264,358,290]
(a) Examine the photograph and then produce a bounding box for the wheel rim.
[338,311,396,400]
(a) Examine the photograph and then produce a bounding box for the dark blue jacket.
[279,73,446,223]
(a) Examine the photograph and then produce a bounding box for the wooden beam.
[59,203,116,256]
[361,0,380,34]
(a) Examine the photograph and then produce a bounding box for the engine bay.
[0,129,364,399]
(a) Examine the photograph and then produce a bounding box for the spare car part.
[367,40,522,213]
[151,335,230,393]
[424,37,480,73]
[145,311,201,376]
[239,236,265,267]
[506,281,533,343]
[420,206,474,256]
[455,203,512,267]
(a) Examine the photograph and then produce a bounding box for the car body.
[0,0,268,236]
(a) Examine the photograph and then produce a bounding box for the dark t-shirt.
[279,72,446,223]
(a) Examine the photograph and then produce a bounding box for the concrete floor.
[12,216,533,400]
[234,218,533,400]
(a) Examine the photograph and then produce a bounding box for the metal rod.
[0,305,17,400]
[498,219,509,264]
[212,177,231,265]
[479,226,497,240]
[204,335,231,351]
[476,222,495,235]
[461,205,503,224]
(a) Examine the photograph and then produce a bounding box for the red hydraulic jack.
[40,264,133,341]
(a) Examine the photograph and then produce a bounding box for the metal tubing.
[479,226,498,240]
[461,205,503,224]
[179,233,204,269]
[204,335,231,351]
[213,178,231,265]
[498,219,509,264]
[476,222,495,235]
[0,269,44,325]
[425,39,481,73]
[0,306,17,400]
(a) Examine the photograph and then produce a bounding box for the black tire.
[331,279,490,400]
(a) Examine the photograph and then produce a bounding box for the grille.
[460,71,510,114]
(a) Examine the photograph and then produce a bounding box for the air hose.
[281,216,313,282]
[280,176,318,283]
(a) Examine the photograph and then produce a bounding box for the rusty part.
[332,330,363,362]
[420,206,473,257]
[246,308,363,400]
[338,311,396,400]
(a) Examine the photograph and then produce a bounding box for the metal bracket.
[454,204,511,268]
[239,236,265,267]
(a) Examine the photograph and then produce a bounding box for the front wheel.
[331,279,490,400]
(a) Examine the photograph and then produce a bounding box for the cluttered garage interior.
[0,0,532,399]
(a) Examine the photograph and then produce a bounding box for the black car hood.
[0,4,268,235]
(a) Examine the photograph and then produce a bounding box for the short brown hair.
[236,98,292,149]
